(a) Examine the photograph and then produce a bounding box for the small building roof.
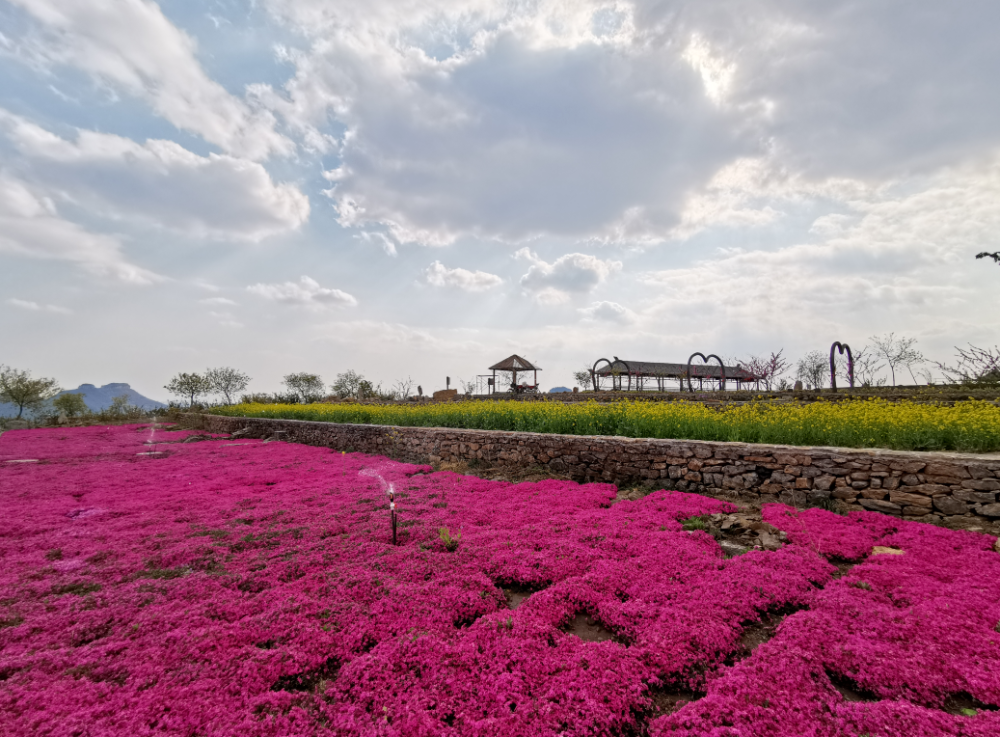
[595,359,757,381]
[489,354,541,371]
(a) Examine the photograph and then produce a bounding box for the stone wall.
[193,414,1000,533]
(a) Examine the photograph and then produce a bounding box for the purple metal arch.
[590,357,632,391]
[591,357,612,392]
[610,357,632,392]
[830,342,854,392]
[685,352,726,392]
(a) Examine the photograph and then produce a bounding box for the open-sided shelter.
[483,354,542,394]
[593,358,759,391]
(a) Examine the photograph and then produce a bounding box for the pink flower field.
[1,424,999,737]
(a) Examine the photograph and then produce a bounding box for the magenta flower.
[0,425,997,736]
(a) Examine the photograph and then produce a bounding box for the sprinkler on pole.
[359,467,398,545]
[389,484,397,545]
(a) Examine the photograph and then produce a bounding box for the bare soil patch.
[562,613,618,643]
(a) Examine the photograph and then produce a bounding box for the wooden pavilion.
[485,354,541,394]
[593,358,759,391]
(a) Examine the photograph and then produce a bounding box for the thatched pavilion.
[485,354,541,394]
[592,357,759,391]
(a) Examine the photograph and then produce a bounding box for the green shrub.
[438,527,461,552]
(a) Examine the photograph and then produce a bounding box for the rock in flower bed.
[0,425,998,736]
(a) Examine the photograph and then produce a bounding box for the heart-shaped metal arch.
[590,357,612,391]
[685,352,725,392]
[590,357,632,391]
[829,342,854,391]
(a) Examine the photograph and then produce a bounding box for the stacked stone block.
[194,414,1000,532]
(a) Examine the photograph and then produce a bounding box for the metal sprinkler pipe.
[389,486,397,545]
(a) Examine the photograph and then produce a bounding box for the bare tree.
[0,365,61,418]
[869,333,923,386]
[390,377,414,400]
[935,344,1000,384]
[572,368,592,390]
[205,367,251,404]
[284,372,325,403]
[737,350,790,390]
[849,346,886,387]
[165,372,212,407]
[496,371,515,392]
[795,351,827,390]
[903,350,926,384]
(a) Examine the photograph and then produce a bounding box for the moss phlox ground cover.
[1,425,998,736]
[214,397,1000,452]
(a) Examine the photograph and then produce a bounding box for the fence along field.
[211,397,1000,453]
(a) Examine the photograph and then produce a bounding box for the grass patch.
[51,582,102,596]
[136,566,188,581]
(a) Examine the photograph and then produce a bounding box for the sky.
[1,0,998,402]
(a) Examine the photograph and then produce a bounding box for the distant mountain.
[54,383,166,412]
[548,386,572,393]
[0,383,165,419]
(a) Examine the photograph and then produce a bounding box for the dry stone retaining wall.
[194,414,1000,533]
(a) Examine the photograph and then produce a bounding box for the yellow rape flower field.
[211,398,1000,453]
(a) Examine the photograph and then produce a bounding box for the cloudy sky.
[1,0,998,401]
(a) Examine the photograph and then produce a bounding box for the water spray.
[360,467,398,545]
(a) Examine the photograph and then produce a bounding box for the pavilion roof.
[488,354,541,371]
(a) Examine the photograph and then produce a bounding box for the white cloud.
[355,231,397,256]
[516,248,622,302]
[6,297,71,314]
[247,276,357,308]
[261,0,1000,246]
[1,112,309,240]
[0,174,161,284]
[578,300,634,323]
[208,310,244,329]
[681,33,735,106]
[656,1,1000,179]
[265,1,747,245]
[8,0,292,160]
[664,154,887,241]
[423,260,502,292]
[308,318,487,356]
[200,297,238,306]
[637,155,1000,341]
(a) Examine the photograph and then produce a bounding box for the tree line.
[163,369,415,407]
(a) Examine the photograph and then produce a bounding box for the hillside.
[0,382,165,418]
